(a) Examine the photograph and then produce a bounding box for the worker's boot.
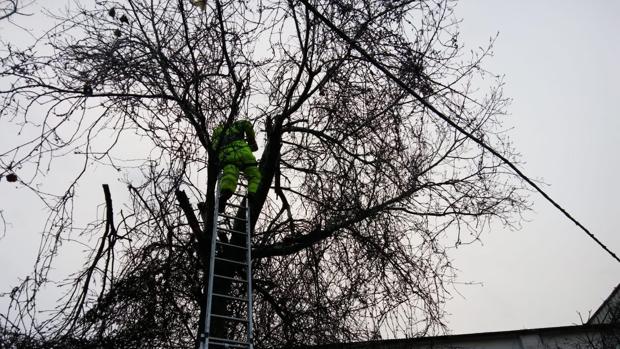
[218,189,233,214]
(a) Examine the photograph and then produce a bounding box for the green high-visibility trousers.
[219,141,261,194]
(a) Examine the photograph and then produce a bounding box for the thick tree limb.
[176,190,208,261]
[254,184,418,258]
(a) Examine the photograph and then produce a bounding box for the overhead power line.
[297,0,620,264]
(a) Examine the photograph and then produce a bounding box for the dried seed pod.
[6,173,18,182]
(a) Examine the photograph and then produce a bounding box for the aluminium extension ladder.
[199,180,253,349]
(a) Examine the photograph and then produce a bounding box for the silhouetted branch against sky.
[0,1,19,21]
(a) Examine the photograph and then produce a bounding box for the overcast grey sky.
[0,0,619,338]
[446,0,620,334]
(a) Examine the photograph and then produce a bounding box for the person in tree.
[212,119,261,213]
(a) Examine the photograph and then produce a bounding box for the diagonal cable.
[297,0,620,264]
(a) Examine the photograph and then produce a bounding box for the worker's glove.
[249,139,259,152]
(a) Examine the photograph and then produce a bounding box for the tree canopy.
[0,0,528,347]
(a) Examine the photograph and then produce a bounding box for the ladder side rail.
[245,196,254,348]
[201,178,222,349]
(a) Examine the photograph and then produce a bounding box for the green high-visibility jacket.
[212,119,258,155]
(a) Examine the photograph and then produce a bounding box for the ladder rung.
[226,203,245,209]
[215,257,247,266]
[216,241,247,250]
[212,292,248,302]
[211,313,248,323]
[231,192,245,197]
[219,213,247,222]
[208,342,249,349]
[209,336,249,345]
[209,339,249,348]
[218,227,246,235]
[214,273,248,283]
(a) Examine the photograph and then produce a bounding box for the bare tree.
[0,0,528,347]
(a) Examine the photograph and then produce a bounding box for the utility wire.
[298,0,620,264]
